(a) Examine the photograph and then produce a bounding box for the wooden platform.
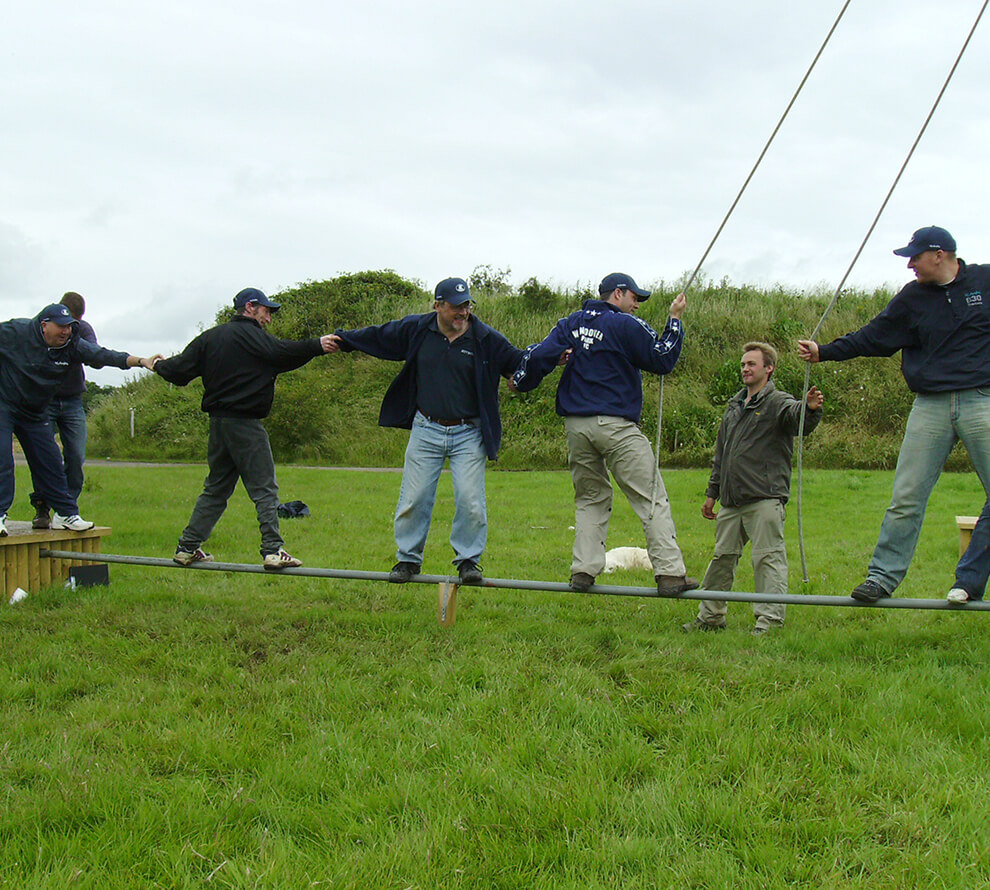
[958,515,979,556]
[1,521,110,598]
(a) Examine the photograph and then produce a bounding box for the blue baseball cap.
[39,303,78,326]
[599,272,651,300]
[233,287,281,311]
[434,277,472,305]
[893,226,957,258]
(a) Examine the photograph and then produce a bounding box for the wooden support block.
[958,515,979,557]
[0,523,112,596]
[438,580,459,626]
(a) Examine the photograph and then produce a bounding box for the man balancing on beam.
[326,277,523,586]
[510,273,697,597]
[153,288,334,570]
[799,225,990,603]
[0,302,160,535]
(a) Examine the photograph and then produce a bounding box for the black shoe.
[458,561,483,584]
[389,561,420,583]
[32,506,51,529]
[569,572,595,592]
[850,579,890,603]
[656,575,700,597]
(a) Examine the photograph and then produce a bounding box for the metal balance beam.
[40,549,990,612]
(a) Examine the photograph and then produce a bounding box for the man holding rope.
[511,273,696,596]
[684,342,822,634]
[798,225,990,602]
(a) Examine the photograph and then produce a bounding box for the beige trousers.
[698,498,788,629]
[564,415,686,578]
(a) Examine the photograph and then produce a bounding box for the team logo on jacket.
[965,290,984,307]
[572,327,603,350]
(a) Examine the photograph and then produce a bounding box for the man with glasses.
[511,272,697,596]
[799,226,990,602]
[328,277,522,585]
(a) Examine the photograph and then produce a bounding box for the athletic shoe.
[389,561,420,583]
[0,514,7,537]
[850,579,890,602]
[569,572,595,592]
[264,549,302,570]
[52,513,95,532]
[656,575,700,597]
[173,548,214,566]
[681,618,726,633]
[947,587,970,604]
[32,507,51,529]
[458,561,483,584]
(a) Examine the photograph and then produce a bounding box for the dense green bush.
[89,269,960,472]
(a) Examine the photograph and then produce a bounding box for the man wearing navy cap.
[799,226,990,602]
[28,292,99,530]
[327,277,523,585]
[154,287,334,570]
[0,302,158,535]
[511,273,697,596]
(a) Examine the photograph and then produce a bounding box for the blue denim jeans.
[869,389,990,592]
[394,412,487,567]
[0,403,77,517]
[30,395,87,508]
[955,498,990,600]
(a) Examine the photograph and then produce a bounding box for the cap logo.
[456,283,466,293]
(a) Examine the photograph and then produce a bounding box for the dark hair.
[60,291,85,320]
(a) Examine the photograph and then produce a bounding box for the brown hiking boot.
[656,575,699,597]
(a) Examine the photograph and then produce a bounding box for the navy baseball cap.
[434,277,472,305]
[233,287,281,311]
[39,303,78,326]
[599,272,651,300]
[893,226,957,258]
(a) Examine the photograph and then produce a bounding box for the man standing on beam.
[327,277,523,586]
[799,225,990,603]
[511,273,696,597]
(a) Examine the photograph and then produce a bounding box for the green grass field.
[2,464,989,888]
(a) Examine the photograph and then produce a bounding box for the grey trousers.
[178,416,283,557]
[564,415,686,578]
[697,498,788,629]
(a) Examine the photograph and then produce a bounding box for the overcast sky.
[4,0,989,384]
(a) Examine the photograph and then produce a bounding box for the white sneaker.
[52,513,95,532]
[264,549,302,570]
[173,548,214,566]
[0,514,7,537]
[946,587,970,604]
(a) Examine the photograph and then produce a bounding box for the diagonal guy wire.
[795,0,990,581]
[650,0,853,518]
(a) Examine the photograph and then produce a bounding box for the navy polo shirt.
[415,320,480,420]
